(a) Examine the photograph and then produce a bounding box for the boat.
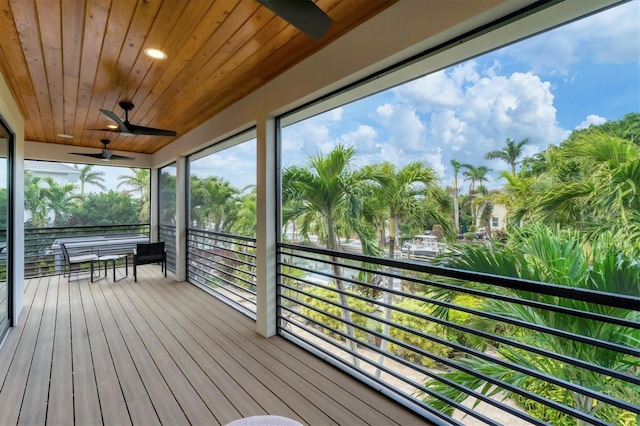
[400,234,445,257]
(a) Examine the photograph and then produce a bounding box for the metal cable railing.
[187,229,257,319]
[158,224,176,274]
[277,243,640,426]
[24,224,150,278]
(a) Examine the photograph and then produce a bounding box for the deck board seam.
[108,274,220,425]
[89,278,161,423]
[129,277,288,419]
[121,276,239,424]
[140,275,341,425]
[97,275,191,425]
[170,275,413,425]
[134,277,308,420]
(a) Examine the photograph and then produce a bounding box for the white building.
[25,160,79,186]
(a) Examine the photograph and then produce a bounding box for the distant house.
[24,161,80,225]
[25,160,80,186]
[475,202,508,234]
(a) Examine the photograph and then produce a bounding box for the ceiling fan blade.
[127,123,177,137]
[256,0,332,40]
[99,109,130,133]
[109,154,135,161]
[69,152,105,159]
[98,102,177,136]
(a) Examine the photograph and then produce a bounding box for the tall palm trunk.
[453,184,460,234]
[374,215,397,379]
[327,217,361,368]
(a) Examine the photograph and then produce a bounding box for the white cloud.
[422,148,446,178]
[279,2,634,189]
[576,114,607,130]
[392,62,479,111]
[282,108,346,165]
[340,125,378,153]
[376,103,393,117]
[285,61,571,187]
[390,65,567,171]
[190,143,257,189]
[374,103,426,152]
[499,1,639,72]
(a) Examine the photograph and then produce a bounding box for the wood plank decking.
[0,265,429,425]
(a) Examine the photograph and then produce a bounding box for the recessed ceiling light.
[144,48,167,60]
[107,124,119,129]
[58,134,74,139]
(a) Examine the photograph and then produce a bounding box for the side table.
[91,254,128,282]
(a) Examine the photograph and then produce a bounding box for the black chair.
[60,243,99,282]
[133,242,167,282]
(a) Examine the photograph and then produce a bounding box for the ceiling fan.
[256,0,333,40]
[98,101,177,137]
[69,139,134,161]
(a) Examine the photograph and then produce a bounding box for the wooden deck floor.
[0,265,429,425]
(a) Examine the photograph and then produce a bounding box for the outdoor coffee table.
[91,254,128,282]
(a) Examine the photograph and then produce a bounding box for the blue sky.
[87,1,639,194]
[279,0,639,191]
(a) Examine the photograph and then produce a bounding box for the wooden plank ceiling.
[0,0,394,154]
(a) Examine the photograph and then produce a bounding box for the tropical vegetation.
[24,166,151,228]
[21,112,639,425]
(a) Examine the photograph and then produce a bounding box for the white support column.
[174,156,188,282]
[149,168,159,242]
[256,109,277,337]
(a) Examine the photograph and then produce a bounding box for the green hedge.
[388,298,452,368]
[302,286,375,342]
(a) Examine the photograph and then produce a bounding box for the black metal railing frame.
[276,242,640,426]
[158,224,177,273]
[186,228,257,318]
[24,224,150,277]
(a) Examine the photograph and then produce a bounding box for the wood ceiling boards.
[0,0,394,154]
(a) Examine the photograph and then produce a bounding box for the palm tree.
[462,165,492,226]
[159,170,177,225]
[24,172,48,228]
[491,167,557,232]
[462,164,492,193]
[282,145,378,366]
[529,131,639,256]
[425,224,640,425]
[451,159,462,233]
[76,164,106,196]
[227,187,257,237]
[118,168,151,222]
[201,177,240,233]
[364,161,444,377]
[485,137,529,174]
[42,177,80,225]
[117,168,150,200]
[471,186,499,239]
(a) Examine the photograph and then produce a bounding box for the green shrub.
[301,286,375,342]
[463,232,475,241]
[443,293,485,347]
[512,378,638,426]
[448,294,482,324]
[388,298,452,368]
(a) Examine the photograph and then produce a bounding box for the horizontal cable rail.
[158,224,177,274]
[24,224,150,278]
[276,243,640,426]
[187,228,257,319]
